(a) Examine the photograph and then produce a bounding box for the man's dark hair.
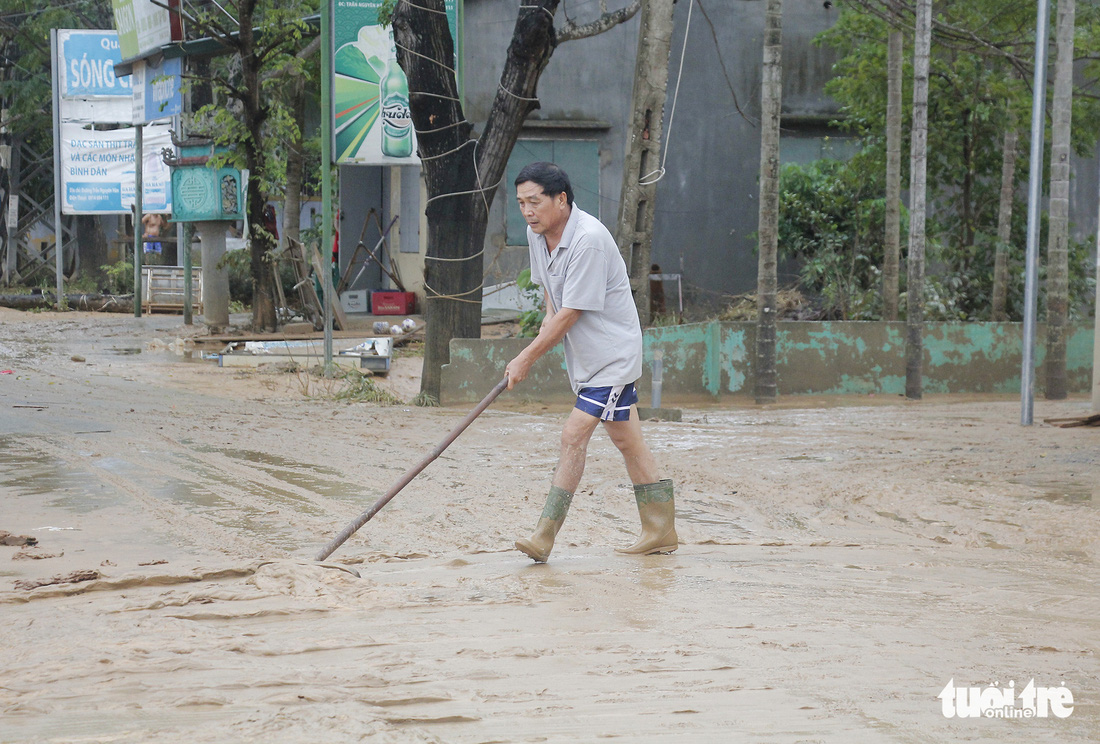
[514,161,574,206]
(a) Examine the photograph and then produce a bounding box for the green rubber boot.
[616,479,677,555]
[515,486,573,563]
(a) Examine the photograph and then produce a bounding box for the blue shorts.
[575,383,638,422]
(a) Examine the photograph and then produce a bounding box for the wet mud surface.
[0,309,1097,742]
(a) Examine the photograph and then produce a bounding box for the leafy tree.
[814,0,1100,323]
[0,0,116,285]
[182,0,320,331]
[778,156,894,320]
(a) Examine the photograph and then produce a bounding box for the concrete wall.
[440,321,1096,405]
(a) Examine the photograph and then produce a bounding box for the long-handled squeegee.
[315,376,509,562]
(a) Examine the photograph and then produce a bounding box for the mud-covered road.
[1,309,1097,742]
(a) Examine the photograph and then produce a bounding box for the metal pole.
[4,138,19,285]
[651,350,664,409]
[321,0,334,372]
[183,222,193,325]
[1021,0,1051,426]
[50,30,64,306]
[1092,156,1100,412]
[133,125,143,318]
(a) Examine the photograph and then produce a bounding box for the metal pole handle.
[314,376,509,562]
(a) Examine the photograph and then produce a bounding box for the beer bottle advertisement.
[332,0,460,165]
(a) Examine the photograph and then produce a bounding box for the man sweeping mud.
[504,162,676,563]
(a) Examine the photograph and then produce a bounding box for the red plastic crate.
[371,291,416,315]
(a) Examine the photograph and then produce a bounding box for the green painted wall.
[440,321,1096,405]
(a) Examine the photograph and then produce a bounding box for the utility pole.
[755,0,783,404]
[905,0,932,400]
[615,0,677,326]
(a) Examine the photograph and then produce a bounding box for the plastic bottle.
[380,47,413,158]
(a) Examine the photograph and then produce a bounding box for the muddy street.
[0,309,1097,743]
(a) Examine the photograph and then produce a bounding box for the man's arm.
[505,303,581,390]
[540,288,555,331]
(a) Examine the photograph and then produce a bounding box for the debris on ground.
[1044,413,1100,428]
[11,549,64,561]
[0,530,38,547]
[14,570,100,591]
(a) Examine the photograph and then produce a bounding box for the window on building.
[505,139,599,245]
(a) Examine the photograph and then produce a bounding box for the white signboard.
[111,0,173,62]
[60,122,173,214]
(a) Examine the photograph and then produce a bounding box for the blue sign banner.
[133,56,182,123]
[60,30,131,98]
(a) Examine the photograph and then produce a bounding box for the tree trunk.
[392,0,494,402]
[905,0,932,401]
[883,29,903,321]
[239,0,278,332]
[1093,188,1100,412]
[393,0,552,402]
[75,215,108,283]
[1,130,15,286]
[615,0,676,326]
[283,79,307,248]
[991,120,1018,321]
[755,0,782,404]
[1044,0,1075,400]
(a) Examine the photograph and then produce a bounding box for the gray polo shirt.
[528,205,643,393]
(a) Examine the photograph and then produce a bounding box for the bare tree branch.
[557,0,641,43]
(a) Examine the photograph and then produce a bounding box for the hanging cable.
[400,0,448,15]
[498,81,540,103]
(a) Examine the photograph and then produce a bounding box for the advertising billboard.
[111,0,179,62]
[131,56,183,124]
[333,0,460,165]
[59,123,173,215]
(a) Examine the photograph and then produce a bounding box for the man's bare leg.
[602,405,659,484]
[515,408,600,562]
[550,407,602,492]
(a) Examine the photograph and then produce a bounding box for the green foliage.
[777,157,895,320]
[377,0,397,28]
[100,260,134,295]
[65,272,100,294]
[0,1,116,208]
[516,268,545,337]
[217,248,254,304]
[810,2,1100,321]
[332,369,403,404]
[412,392,440,407]
[217,246,297,306]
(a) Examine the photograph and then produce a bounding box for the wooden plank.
[218,353,363,370]
[1043,413,1100,428]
